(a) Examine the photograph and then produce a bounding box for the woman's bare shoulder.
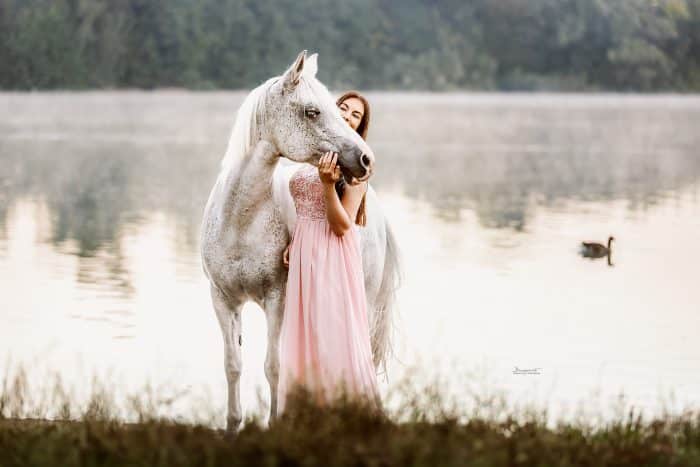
[347,180,368,195]
[340,180,367,204]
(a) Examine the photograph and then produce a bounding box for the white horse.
[200,50,402,432]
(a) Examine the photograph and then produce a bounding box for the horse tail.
[372,218,404,382]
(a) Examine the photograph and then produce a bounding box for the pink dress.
[277,163,380,415]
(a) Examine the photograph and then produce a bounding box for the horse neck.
[219,139,279,221]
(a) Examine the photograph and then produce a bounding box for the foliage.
[0,0,699,91]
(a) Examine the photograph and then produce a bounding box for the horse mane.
[219,53,327,173]
[220,76,279,172]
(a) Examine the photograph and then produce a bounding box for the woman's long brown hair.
[335,90,371,226]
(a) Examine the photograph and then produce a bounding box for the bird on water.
[580,236,615,259]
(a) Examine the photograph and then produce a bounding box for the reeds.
[1,361,699,466]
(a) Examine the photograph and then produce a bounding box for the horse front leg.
[210,283,245,434]
[263,288,285,422]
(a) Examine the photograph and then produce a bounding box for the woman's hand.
[282,243,290,268]
[318,151,341,186]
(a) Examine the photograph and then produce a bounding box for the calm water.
[1,91,699,426]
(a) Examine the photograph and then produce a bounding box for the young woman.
[276,91,380,415]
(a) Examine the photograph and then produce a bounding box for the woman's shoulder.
[343,179,368,197]
[357,180,369,195]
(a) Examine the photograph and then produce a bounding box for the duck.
[580,236,614,258]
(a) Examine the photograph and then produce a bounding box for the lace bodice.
[289,164,327,220]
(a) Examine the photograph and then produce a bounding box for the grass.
[1,363,699,467]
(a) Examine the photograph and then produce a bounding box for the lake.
[1,91,699,427]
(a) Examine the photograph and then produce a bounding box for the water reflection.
[1,92,699,423]
[368,94,700,229]
[2,93,699,251]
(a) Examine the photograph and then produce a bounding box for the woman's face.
[338,97,365,132]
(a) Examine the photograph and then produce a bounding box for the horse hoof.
[223,427,239,442]
[226,417,241,434]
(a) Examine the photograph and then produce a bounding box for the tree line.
[1,0,699,91]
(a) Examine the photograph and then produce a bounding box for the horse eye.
[304,107,320,119]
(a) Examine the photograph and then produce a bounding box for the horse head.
[265,50,375,183]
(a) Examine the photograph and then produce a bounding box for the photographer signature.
[512,366,542,375]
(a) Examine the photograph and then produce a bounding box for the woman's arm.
[323,182,366,236]
[319,151,367,237]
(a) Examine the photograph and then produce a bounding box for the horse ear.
[281,49,307,92]
[303,53,318,79]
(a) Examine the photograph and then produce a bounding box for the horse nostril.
[361,153,371,168]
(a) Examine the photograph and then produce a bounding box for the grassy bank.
[1,366,699,466]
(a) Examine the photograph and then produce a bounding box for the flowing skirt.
[277,216,380,415]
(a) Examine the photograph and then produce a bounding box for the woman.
[276,91,380,415]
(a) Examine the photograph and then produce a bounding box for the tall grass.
[1,362,699,466]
